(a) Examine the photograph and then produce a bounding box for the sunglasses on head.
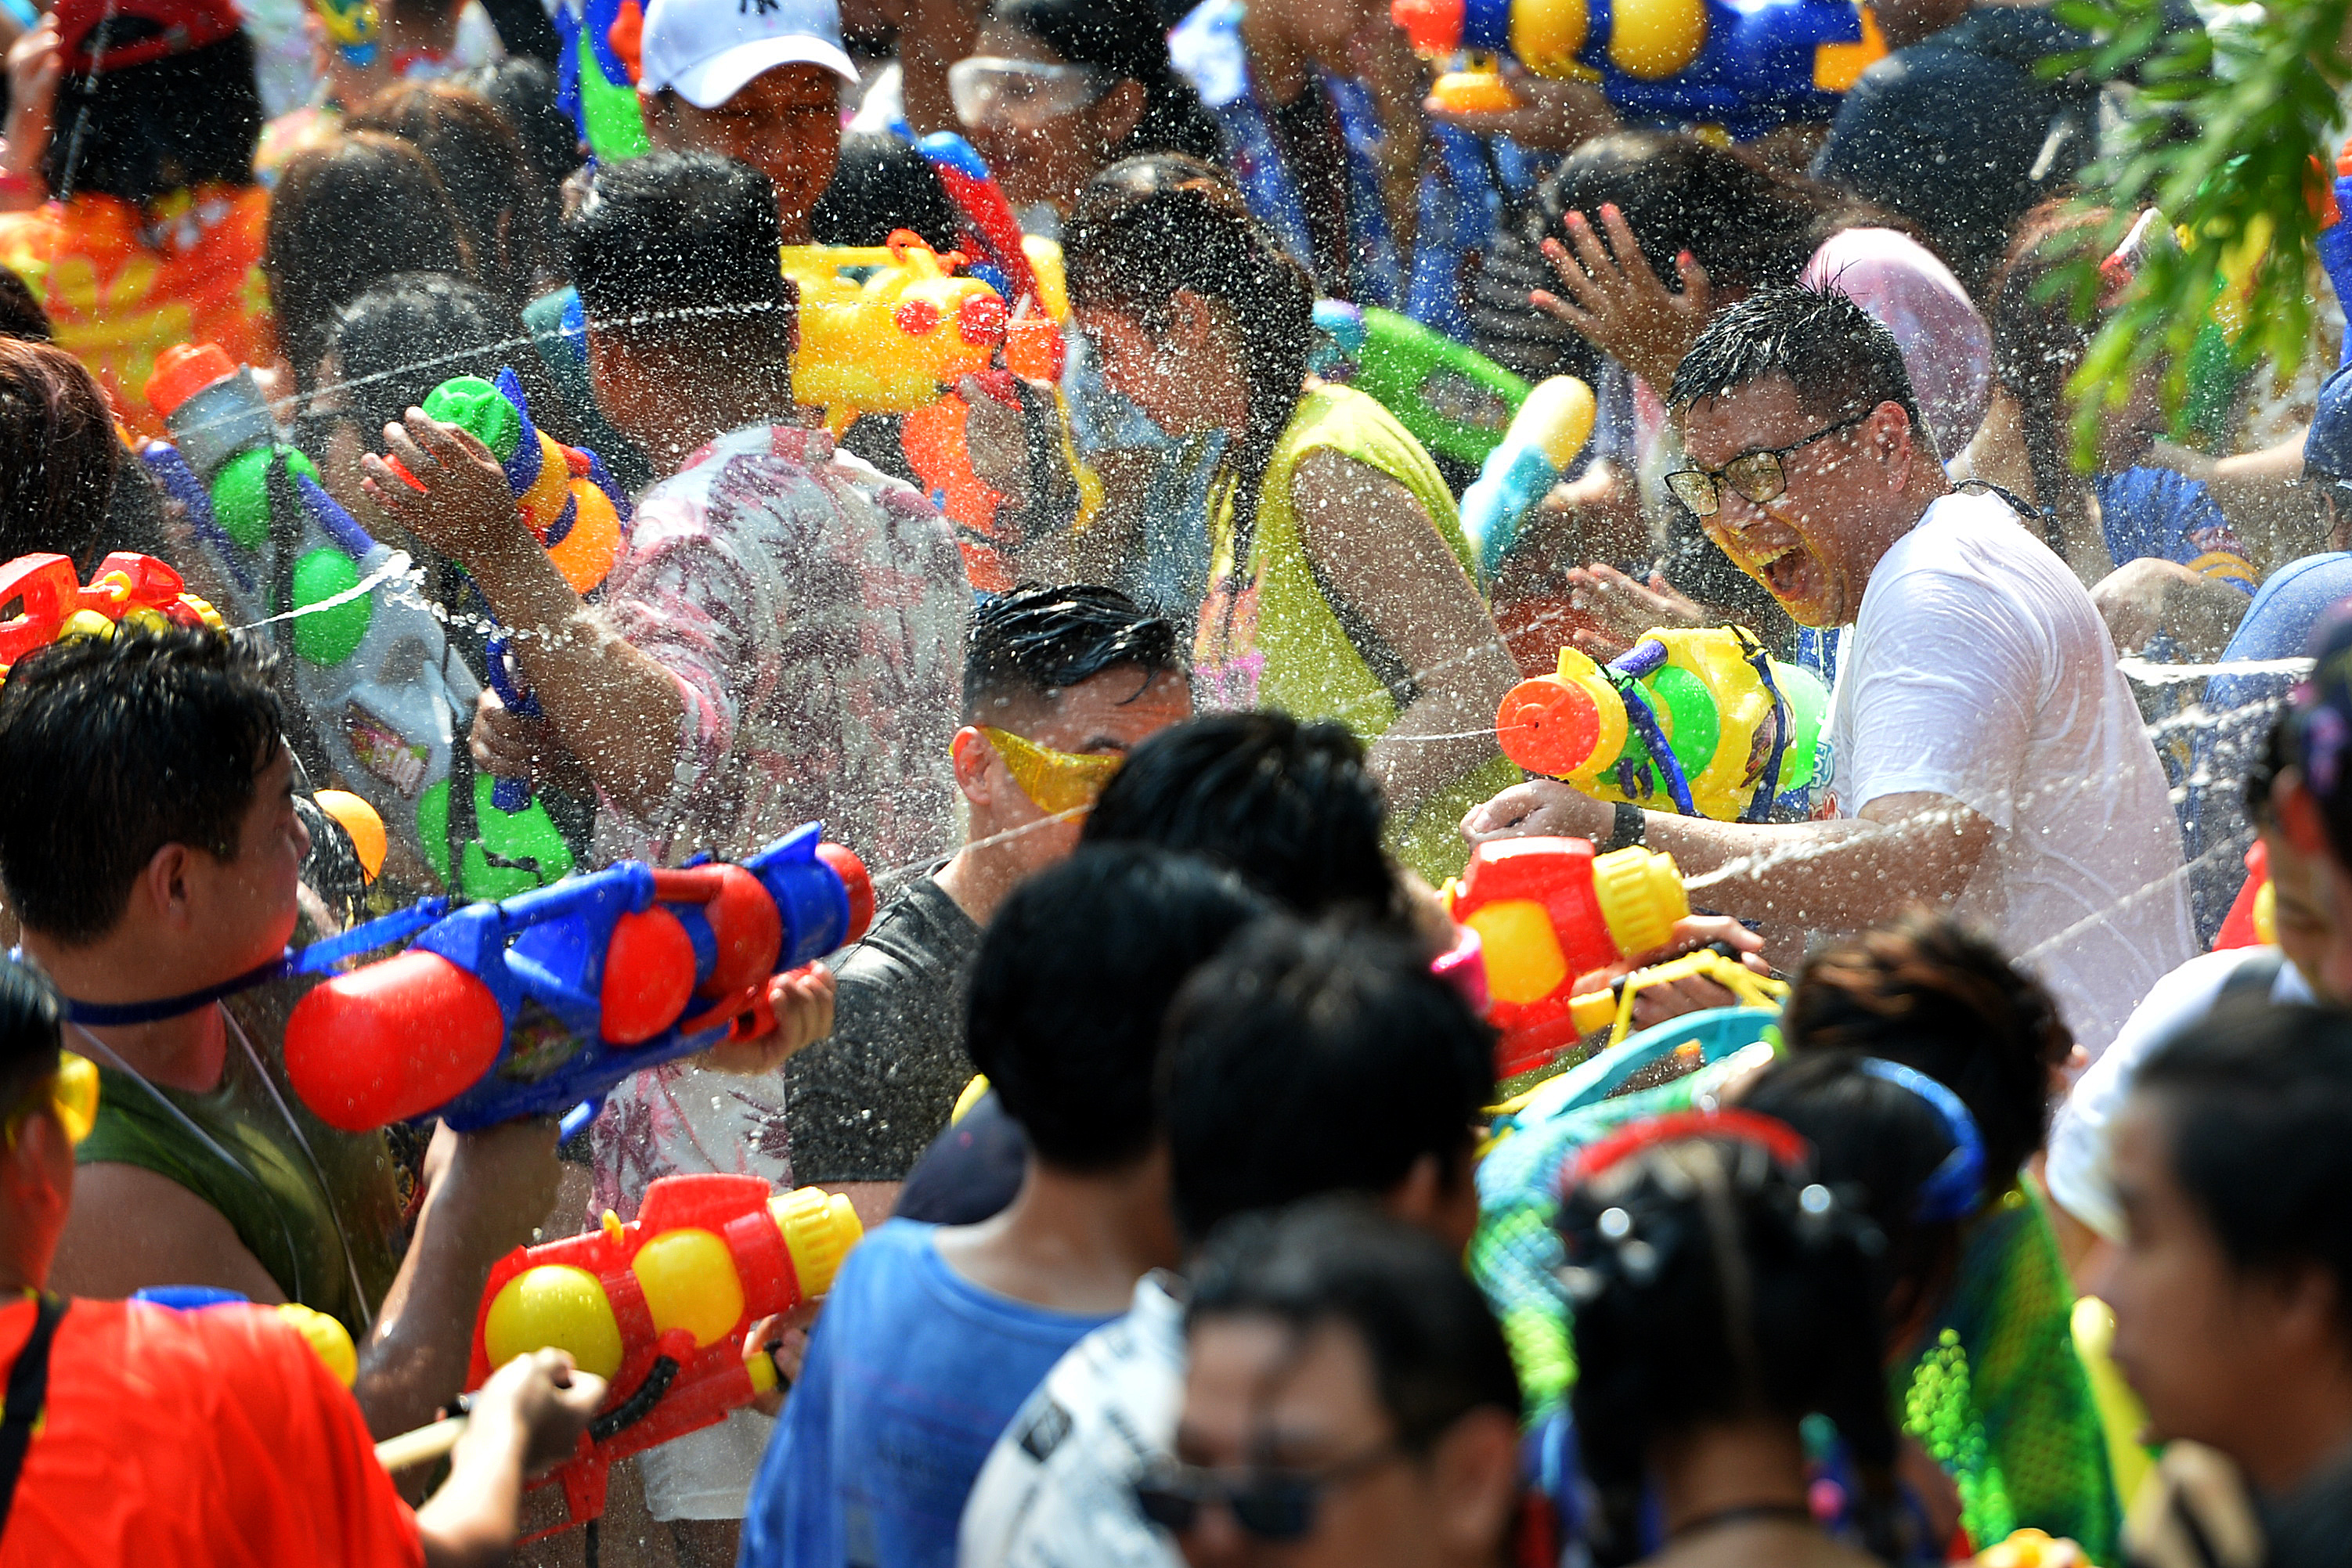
[1133,1443,1400,1542]
[1665,409,1873,521]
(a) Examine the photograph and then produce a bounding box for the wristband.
[1602,801,1646,853]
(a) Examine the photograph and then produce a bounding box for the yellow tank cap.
[1589,845,1687,957]
[483,1263,625,1381]
[774,1187,866,1298]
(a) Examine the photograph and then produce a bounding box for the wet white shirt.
[1822,488,2195,1057]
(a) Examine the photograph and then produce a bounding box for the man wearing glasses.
[1466,284,2191,1061]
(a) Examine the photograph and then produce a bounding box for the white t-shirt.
[2047,946,2307,1241]
[959,1274,1187,1568]
[1823,488,2195,1058]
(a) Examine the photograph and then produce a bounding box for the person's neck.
[2235,1364,2352,1498]
[20,930,231,1094]
[936,1153,1181,1316]
[1652,1418,1813,1537]
[1850,469,1953,595]
[640,372,801,473]
[933,816,1037,928]
[1238,3,1315,105]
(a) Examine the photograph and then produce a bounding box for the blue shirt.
[739,1219,1118,1568]
[2092,466,2257,590]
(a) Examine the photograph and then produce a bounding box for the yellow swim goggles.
[981,726,1124,816]
[5,1051,98,1148]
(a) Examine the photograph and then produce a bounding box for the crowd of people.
[0,0,2341,1562]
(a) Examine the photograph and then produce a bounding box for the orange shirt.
[0,1296,421,1568]
[0,184,274,439]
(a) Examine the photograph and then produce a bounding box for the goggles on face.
[980,726,1123,815]
[1133,1444,1402,1542]
[949,56,1107,130]
[6,1051,99,1148]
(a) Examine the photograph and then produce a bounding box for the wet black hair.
[264,132,474,393]
[0,337,119,569]
[967,844,1268,1170]
[1779,912,2070,1192]
[1066,155,1316,535]
[2135,1004,2352,1339]
[0,958,64,1125]
[2246,707,2290,829]
[44,32,263,205]
[566,151,792,359]
[1081,712,1401,924]
[810,134,961,253]
[1560,1131,1901,1567]
[0,627,283,944]
[348,80,560,304]
[1189,1197,1521,1450]
[962,582,1183,722]
[1162,917,1493,1244]
[994,0,1222,164]
[462,59,583,207]
[1668,282,1932,458]
[0,272,52,343]
[318,271,573,445]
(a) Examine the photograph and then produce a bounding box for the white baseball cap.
[639,0,858,109]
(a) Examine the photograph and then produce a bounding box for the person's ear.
[134,842,197,932]
[1,1107,70,1236]
[2277,769,2332,863]
[1870,400,1916,491]
[951,726,998,809]
[1427,1408,1522,1560]
[2265,1260,2350,1369]
[1090,80,1148,153]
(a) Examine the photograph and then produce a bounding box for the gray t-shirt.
[788,871,985,1184]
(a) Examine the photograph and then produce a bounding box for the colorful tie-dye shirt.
[592,422,970,1217]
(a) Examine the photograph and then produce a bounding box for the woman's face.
[957,23,1145,214]
[1077,301,1240,438]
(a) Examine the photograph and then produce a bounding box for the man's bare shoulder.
[51,1161,285,1303]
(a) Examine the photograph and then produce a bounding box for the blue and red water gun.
[281,824,872,1137]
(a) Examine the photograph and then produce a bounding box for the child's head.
[44,0,261,206]
[348,80,562,301]
[966,844,1267,1173]
[0,629,305,980]
[0,338,122,570]
[1560,1118,1897,1565]
[0,959,77,1285]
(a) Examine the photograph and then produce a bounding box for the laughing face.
[1680,376,1908,629]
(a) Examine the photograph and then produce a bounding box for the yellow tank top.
[1195,384,1521,881]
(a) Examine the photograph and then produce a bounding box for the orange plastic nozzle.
[1497,673,1603,777]
[146,343,236,417]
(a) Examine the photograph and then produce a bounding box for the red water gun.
[0,552,225,683]
[464,1173,863,1537]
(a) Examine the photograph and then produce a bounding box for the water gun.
[1311,300,1529,465]
[142,345,533,895]
[133,1286,360,1386]
[282,823,873,1137]
[2212,838,2274,951]
[550,0,652,160]
[396,369,628,883]
[314,0,382,67]
[1460,375,1596,577]
[1392,0,1884,140]
[398,1175,858,1533]
[916,132,1047,313]
[1496,626,1828,823]
[2318,136,2352,373]
[1445,834,1690,1076]
[0,551,223,683]
[781,232,1012,432]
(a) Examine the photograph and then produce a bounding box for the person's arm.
[414,1349,607,1568]
[362,411,690,817]
[0,15,58,212]
[352,1119,560,1438]
[2091,557,2252,661]
[49,1162,289,1301]
[1289,447,1521,826]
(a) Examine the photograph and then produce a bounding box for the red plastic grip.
[817,843,875,943]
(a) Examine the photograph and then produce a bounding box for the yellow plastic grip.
[1589,845,1687,957]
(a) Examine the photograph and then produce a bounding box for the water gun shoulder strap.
[0,1293,66,1544]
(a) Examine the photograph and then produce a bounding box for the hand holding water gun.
[781,232,1011,431]
[282,824,873,1137]
[0,552,223,683]
[374,1173,860,1535]
[1496,626,1827,823]
[1392,0,1883,141]
[1461,374,1596,576]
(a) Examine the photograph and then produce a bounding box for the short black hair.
[1163,917,1493,1242]
[1667,282,1932,458]
[45,33,263,205]
[1188,1198,1521,1450]
[319,272,571,444]
[1560,1132,1898,1566]
[963,582,1184,723]
[1081,712,1400,922]
[566,152,791,349]
[2246,706,2289,829]
[0,628,283,944]
[0,958,64,1127]
[2135,1004,2352,1337]
[1779,912,2069,1192]
[966,844,1266,1170]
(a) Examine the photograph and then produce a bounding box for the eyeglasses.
[949,56,1108,130]
[1133,1444,1402,1541]
[5,1052,99,1148]
[979,726,1124,815]
[1665,410,1874,521]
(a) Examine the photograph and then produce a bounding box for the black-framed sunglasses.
[1665,409,1874,520]
[1133,1444,1401,1541]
